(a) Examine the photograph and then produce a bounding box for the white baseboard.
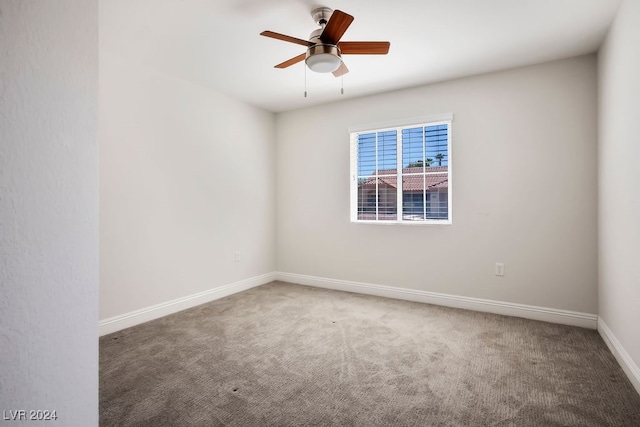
[100,270,639,395]
[597,318,640,395]
[99,272,277,336]
[275,272,598,329]
[100,271,599,336]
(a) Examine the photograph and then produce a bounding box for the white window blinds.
[350,118,452,224]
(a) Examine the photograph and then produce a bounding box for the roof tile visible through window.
[359,167,448,191]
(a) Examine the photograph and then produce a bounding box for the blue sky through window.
[377,131,397,172]
[358,125,448,178]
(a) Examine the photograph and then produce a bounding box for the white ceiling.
[100,0,622,113]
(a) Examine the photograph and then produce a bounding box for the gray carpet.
[100,281,640,426]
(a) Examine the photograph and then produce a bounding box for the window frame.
[349,114,453,225]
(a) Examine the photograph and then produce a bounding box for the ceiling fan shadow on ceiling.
[260,7,390,78]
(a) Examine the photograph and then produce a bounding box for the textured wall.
[598,0,640,372]
[277,56,598,314]
[0,1,99,426]
[99,52,276,320]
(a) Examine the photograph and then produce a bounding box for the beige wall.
[598,0,640,373]
[277,55,598,313]
[99,52,276,320]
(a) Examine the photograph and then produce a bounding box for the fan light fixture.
[305,44,342,73]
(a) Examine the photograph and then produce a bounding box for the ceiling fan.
[260,7,390,77]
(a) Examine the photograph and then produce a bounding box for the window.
[350,115,452,224]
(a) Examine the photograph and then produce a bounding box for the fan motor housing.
[311,7,333,26]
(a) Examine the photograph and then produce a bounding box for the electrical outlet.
[235,251,240,262]
[495,262,505,276]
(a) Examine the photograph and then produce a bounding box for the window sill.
[351,220,452,226]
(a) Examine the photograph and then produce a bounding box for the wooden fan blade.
[275,53,306,69]
[260,30,314,47]
[319,10,354,44]
[339,41,390,55]
[332,62,349,77]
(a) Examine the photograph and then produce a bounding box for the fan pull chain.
[341,74,344,95]
[304,65,307,98]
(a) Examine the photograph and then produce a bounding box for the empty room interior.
[2,0,640,425]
